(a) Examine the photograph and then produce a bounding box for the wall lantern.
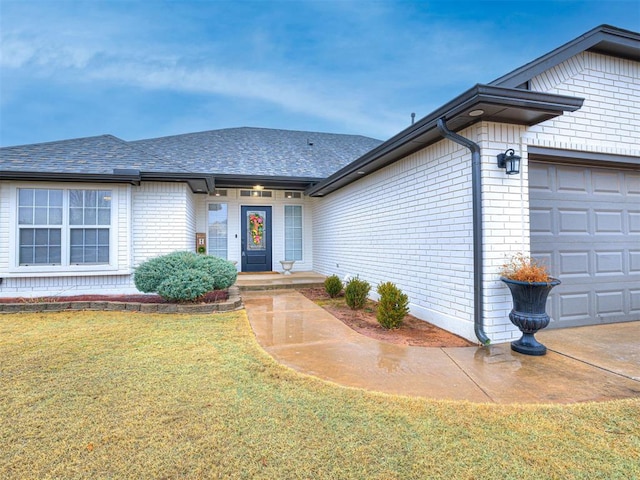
[497,149,521,175]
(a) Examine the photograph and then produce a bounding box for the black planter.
[500,276,561,356]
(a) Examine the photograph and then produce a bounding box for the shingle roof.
[131,127,383,178]
[0,128,383,182]
[0,134,182,175]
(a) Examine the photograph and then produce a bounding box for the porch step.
[235,272,326,291]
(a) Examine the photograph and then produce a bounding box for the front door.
[241,206,272,272]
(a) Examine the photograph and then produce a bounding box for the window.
[17,188,111,266]
[240,190,272,198]
[208,203,228,259]
[69,190,111,264]
[284,191,302,199]
[284,205,302,261]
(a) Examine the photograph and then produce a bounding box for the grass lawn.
[1,310,638,479]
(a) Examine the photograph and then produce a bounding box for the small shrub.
[501,253,551,283]
[324,275,343,298]
[376,282,409,329]
[134,251,238,302]
[344,277,370,310]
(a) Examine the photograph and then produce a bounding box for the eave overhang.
[492,25,640,88]
[0,170,217,194]
[211,174,325,191]
[305,84,584,197]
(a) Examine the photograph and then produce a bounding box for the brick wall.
[313,128,477,340]
[131,182,196,266]
[525,52,639,155]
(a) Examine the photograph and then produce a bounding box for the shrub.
[344,277,370,310]
[324,275,343,298]
[134,251,238,302]
[376,282,409,329]
[157,269,216,302]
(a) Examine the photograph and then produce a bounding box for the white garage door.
[529,162,640,328]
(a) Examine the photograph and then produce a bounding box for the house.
[1,24,638,343]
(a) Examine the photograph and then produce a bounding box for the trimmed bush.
[344,277,370,310]
[376,282,409,329]
[324,275,343,298]
[157,269,216,302]
[134,251,238,302]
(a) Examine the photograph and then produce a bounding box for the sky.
[0,0,638,147]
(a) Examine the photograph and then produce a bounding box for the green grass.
[1,311,638,479]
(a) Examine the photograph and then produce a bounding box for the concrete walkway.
[243,289,640,404]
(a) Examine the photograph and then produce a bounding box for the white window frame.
[207,202,228,260]
[8,183,121,276]
[284,204,303,262]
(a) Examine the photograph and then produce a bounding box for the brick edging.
[0,287,243,314]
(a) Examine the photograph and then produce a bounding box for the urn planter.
[501,276,561,356]
[279,260,295,275]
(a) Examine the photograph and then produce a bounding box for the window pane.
[85,229,97,244]
[70,246,83,263]
[19,246,34,264]
[49,190,63,207]
[49,207,63,225]
[208,203,228,259]
[19,229,34,245]
[98,208,110,225]
[97,246,109,263]
[34,189,49,206]
[84,190,97,207]
[18,207,33,225]
[98,191,111,207]
[84,208,96,225]
[34,207,48,224]
[70,207,83,225]
[69,190,83,208]
[284,205,302,261]
[50,248,61,264]
[18,189,34,207]
[50,229,61,245]
[98,229,109,243]
[34,246,49,263]
[34,229,49,245]
[84,249,97,263]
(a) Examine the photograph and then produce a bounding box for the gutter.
[436,118,490,346]
[306,84,583,197]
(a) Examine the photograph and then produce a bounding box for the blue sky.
[1,0,638,147]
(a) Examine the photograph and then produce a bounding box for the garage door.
[529,162,640,328]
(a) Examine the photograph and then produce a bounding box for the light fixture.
[497,149,521,175]
[468,109,484,117]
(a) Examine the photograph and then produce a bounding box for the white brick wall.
[313,128,477,340]
[525,52,640,155]
[131,182,195,266]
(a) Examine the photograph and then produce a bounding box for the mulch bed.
[297,288,474,348]
[0,290,228,304]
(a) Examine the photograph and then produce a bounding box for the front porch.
[235,271,326,291]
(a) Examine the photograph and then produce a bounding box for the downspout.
[436,118,490,345]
